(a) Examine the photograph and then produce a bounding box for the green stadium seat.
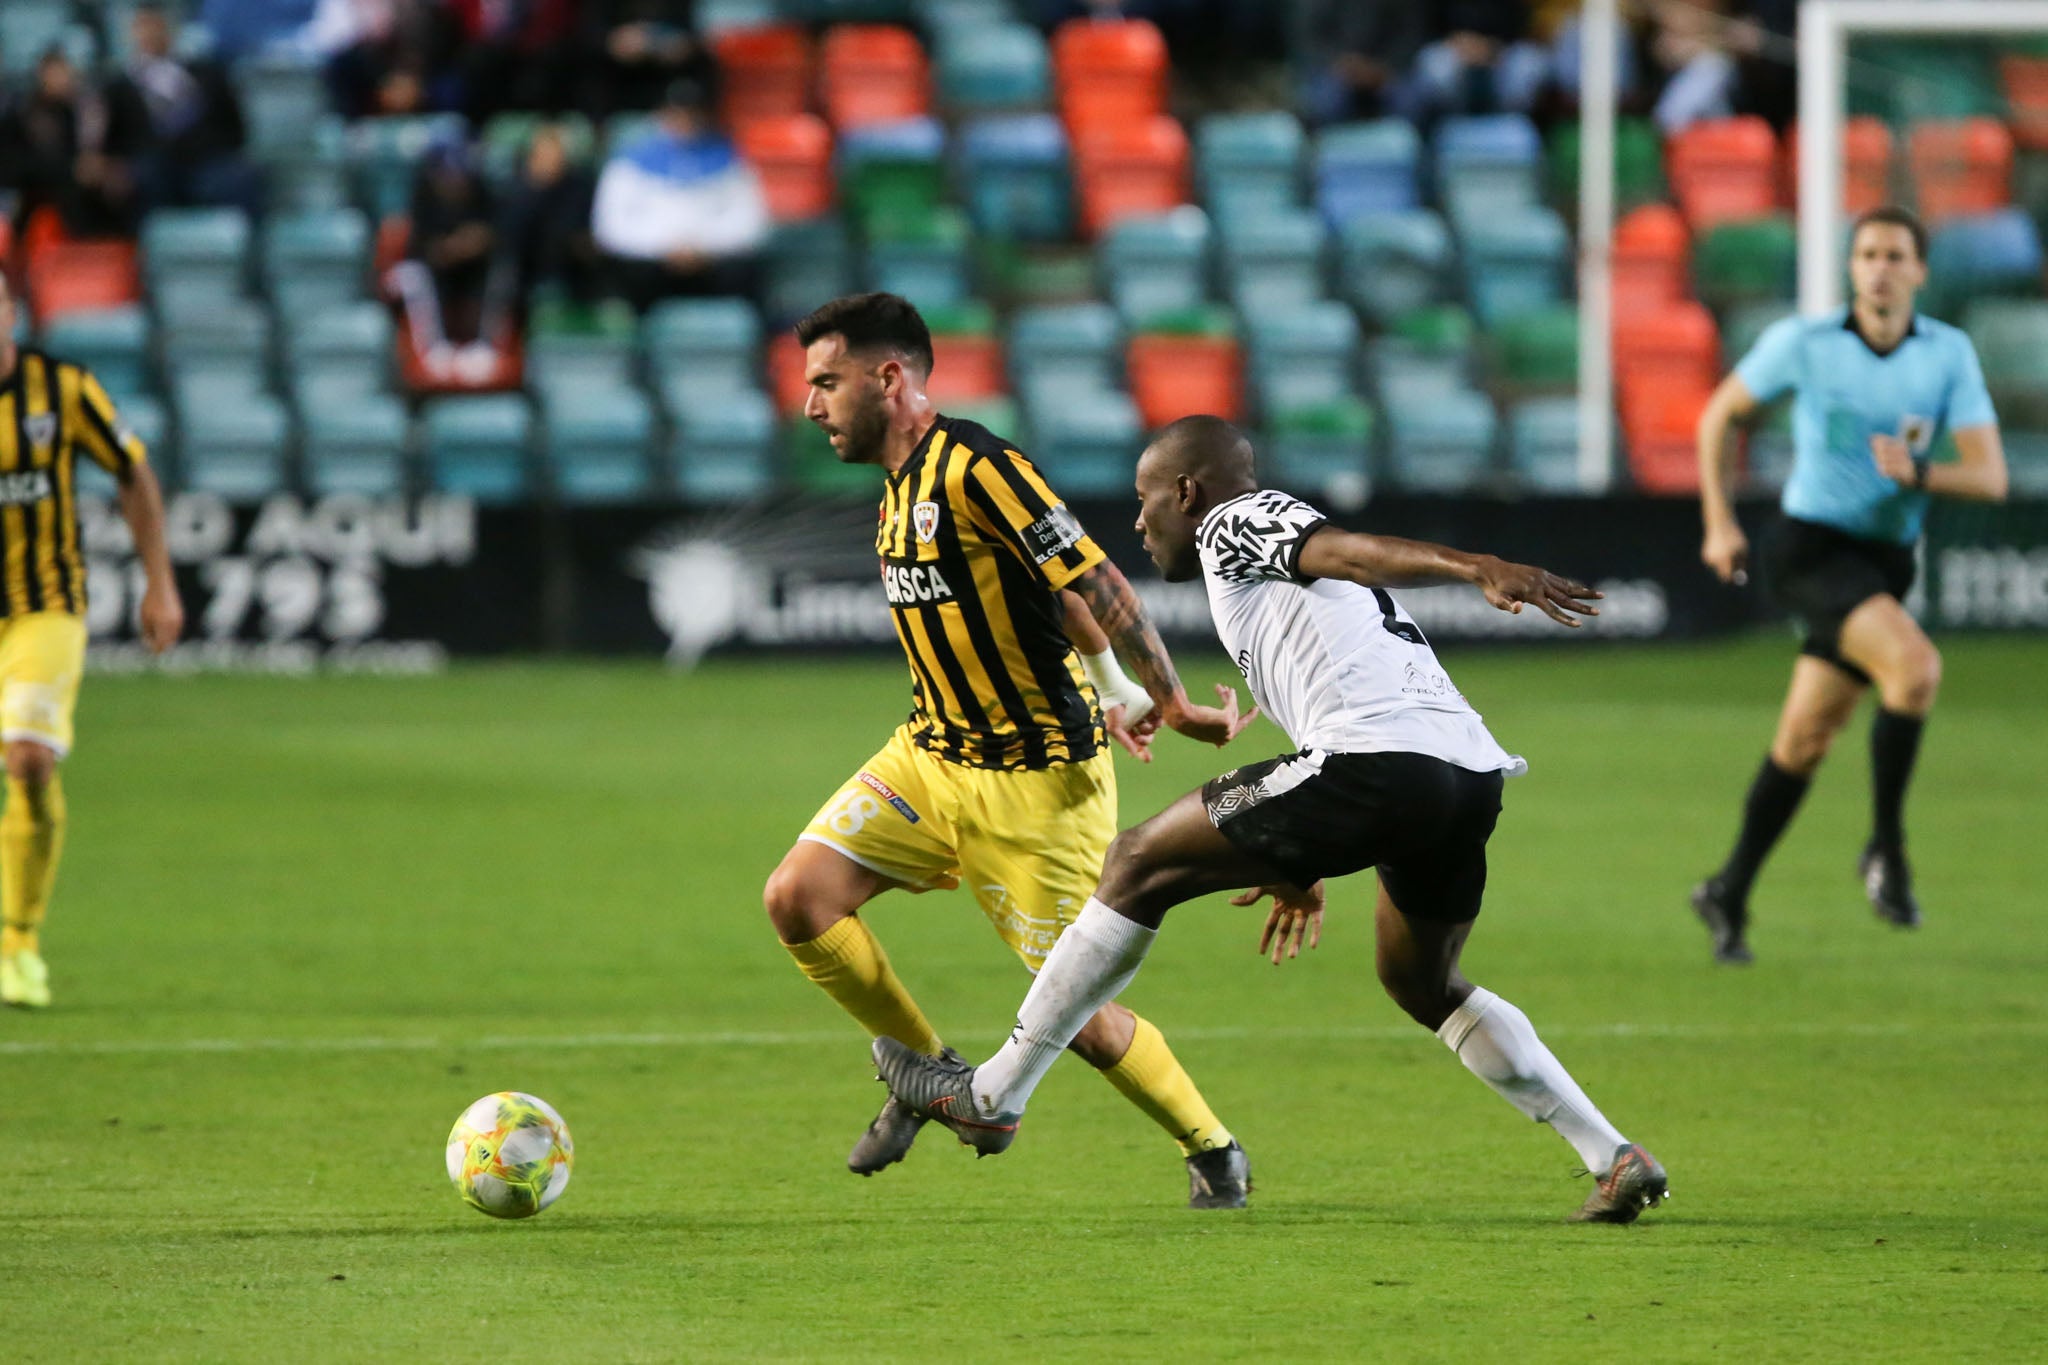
[1099,209,1211,327]
[1489,307,1579,393]
[1218,209,1328,316]
[942,395,1019,439]
[300,393,410,497]
[1244,302,1360,420]
[422,395,534,502]
[644,297,764,407]
[1384,388,1498,493]
[480,114,599,189]
[176,392,292,499]
[840,117,948,236]
[263,209,373,315]
[936,22,1050,112]
[669,386,778,503]
[1459,206,1569,326]
[1197,112,1305,219]
[1337,211,1450,325]
[786,416,875,495]
[1547,117,1664,210]
[765,218,859,325]
[1719,301,1795,367]
[865,207,972,308]
[42,306,151,402]
[1506,396,1599,493]
[1693,216,1796,310]
[1367,305,1475,402]
[1263,399,1375,508]
[540,387,657,504]
[142,209,251,303]
[528,292,638,340]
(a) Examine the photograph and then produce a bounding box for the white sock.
[973,898,1156,1118]
[1437,986,1627,1172]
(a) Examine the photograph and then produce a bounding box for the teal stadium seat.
[1506,396,1598,493]
[1459,206,1569,325]
[1099,209,1212,327]
[142,209,251,304]
[1264,400,1376,507]
[541,387,657,503]
[177,392,292,499]
[1337,211,1451,325]
[265,117,353,213]
[262,209,372,315]
[865,208,972,308]
[1025,387,1143,497]
[1434,114,1543,226]
[1218,209,1328,316]
[423,395,534,503]
[1963,298,2048,426]
[234,52,332,162]
[958,115,1071,242]
[1244,302,1360,420]
[1926,209,2045,319]
[936,22,1050,112]
[524,331,638,402]
[765,219,859,325]
[1197,112,1305,220]
[1007,302,1122,396]
[349,115,467,220]
[299,393,410,497]
[157,300,272,388]
[1384,388,1498,493]
[76,394,169,498]
[42,306,152,402]
[282,303,394,402]
[668,386,778,503]
[1366,305,1476,402]
[644,297,764,409]
[0,3,75,76]
[697,0,783,33]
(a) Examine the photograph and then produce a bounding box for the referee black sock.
[1870,708,1926,858]
[1719,757,1812,902]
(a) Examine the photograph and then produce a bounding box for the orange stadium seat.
[1908,118,2013,225]
[1621,385,1710,495]
[1053,18,1168,133]
[30,242,141,324]
[1667,116,1779,229]
[1613,299,1719,409]
[1073,116,1190,238]
[1126,331,1242,428]
[736,114,835,221]
[1610,203,1689,318]
[714,25,814,127]
[2002,55,2048,151]
[819,25,930,129]
[1783,117,1894,214]
[768,332,811,412]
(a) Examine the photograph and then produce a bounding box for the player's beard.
[833,399,890,465]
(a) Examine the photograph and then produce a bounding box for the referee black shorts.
[1762,517,1918,683]
[1201,750,1504,923]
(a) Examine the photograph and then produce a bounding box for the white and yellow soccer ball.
[445,1092,575,1219]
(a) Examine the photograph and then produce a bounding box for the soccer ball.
[445,1091,575,1219]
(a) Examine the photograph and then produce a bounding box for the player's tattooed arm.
[1296,527,1602,628]
[1069,561,1258,746]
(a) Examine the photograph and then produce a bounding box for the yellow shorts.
[800,725,1117,970]
[0,612,86,757]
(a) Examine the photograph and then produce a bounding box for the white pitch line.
[0,1018,2035,1059]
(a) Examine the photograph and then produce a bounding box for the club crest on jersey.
[24,413,55,449]
[912,500,941,544]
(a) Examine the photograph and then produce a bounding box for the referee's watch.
[1910,457,1930,490]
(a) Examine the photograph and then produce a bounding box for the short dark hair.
[794,293,933,375]
[1851,205,1928,262]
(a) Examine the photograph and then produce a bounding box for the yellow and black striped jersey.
[875,415,1107,771]
[0,349,146,618]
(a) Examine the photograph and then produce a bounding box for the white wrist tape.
[1080,648,1156,725]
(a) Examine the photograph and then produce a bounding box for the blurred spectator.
[200,0,322,62]
[580,1,704,117]
[1732,0,1796,127]
[449,0,582,121]
[591,77,768,312]
[1,49,136,238]
[1646,0,1736,133]
[388,138,507,380]
[1401,1,1553,122]
[102,3,262,217]
[324,0,463,118]
[497,124,604,312]
[1302,0,1428,125]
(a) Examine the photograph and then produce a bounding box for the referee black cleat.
[1859,843,1921,929]
[1689,876,1753,965]
[871,1036,1019,1156]
[1185,1141,1251,1210]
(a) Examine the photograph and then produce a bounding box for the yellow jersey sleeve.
[70,368,146,474]
[961,450,1105,592]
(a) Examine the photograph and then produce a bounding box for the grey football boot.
[1859,843,1922,928]
[848,1045,969,1175]
[1570,1142,1670,1224]
[871,1036,1019,1155]
[1185,1141,1252,1210]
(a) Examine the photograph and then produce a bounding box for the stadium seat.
[1621,386,1709,495]
[1693,215,1796,310]
[1099,209,1211,327]
[31,242,142,325]
[540,387,658,503]
[698,0,781,36]
[262,209,373,315]
[1263,400,1376,507]
[299,392,410,497]
[819,25,931,129]
[838,116,947,235]
[157,298,272,370]
[281,302,394,400]
[645,297,764,408]
[176,391,292,499]
[422,395,534,503]
[41,306,151,402]
[1007,302,1122,396]
[1784,117,1895,215]
[0,3,74,77]
[234,52,331,162]
[1072,116,1191,239]
[714,26,815,128]
[1197,112,1305,220]
[1745,398,1795,493]
[767,332,811,413]
[2003,54,2048,152]
[936,22,1050,113]
[1614,300,1719,406]
[1928,207,2043,320]
[1610,203,1689,318]
[784,413,872,495]
[1459,206,1569,325]
[958,115,1071,242]
[1337,210,1450,324]
[265,117,354,214]
[348,115,467,220]
[865,208,972,307]
[1025,386,1144,497]
[1243,301,1359,419]
[1667,117,1780,230]
[525,332,638,402]
[669,386,779,503]
[1547,117,1663,210]
[736,114,836,222]
[1052,18,1168,134]
[1313,120,1421,225]
[1908,119,2014,225]
[1506,396,1598,493]
[1434,114,1543,225]
[1963,298,2048,426]
[1384,388,1498,493]
[1720,301,1795,368]
[1126,325,1242,428]
[141,209,251,303]
[85,393,167,491]
[1489,307,1578,394]
[924,301,1005,404]
[480,114,600,188]
[764,217,858,325]
[1218,209,1327,317]
[1366,305,1476,402]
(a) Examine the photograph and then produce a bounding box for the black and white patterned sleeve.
[1196,491,1329,583]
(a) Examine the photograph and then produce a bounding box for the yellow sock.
[1099,1013,1234,1156]
[1,773,65,958]
[783,914,944,1056]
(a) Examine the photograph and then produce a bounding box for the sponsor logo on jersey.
[0,470,54,506]
[24,414,56,449]
[912,500,941,544]
[857,771,921,823]
[882,561,955,606]
[1022,504,1085,565]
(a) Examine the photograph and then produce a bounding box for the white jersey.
[1196,490,1525,776]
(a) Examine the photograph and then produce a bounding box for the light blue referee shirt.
[1735,309,1997,546]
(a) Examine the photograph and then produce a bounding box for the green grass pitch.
[7,635,2047,1362]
